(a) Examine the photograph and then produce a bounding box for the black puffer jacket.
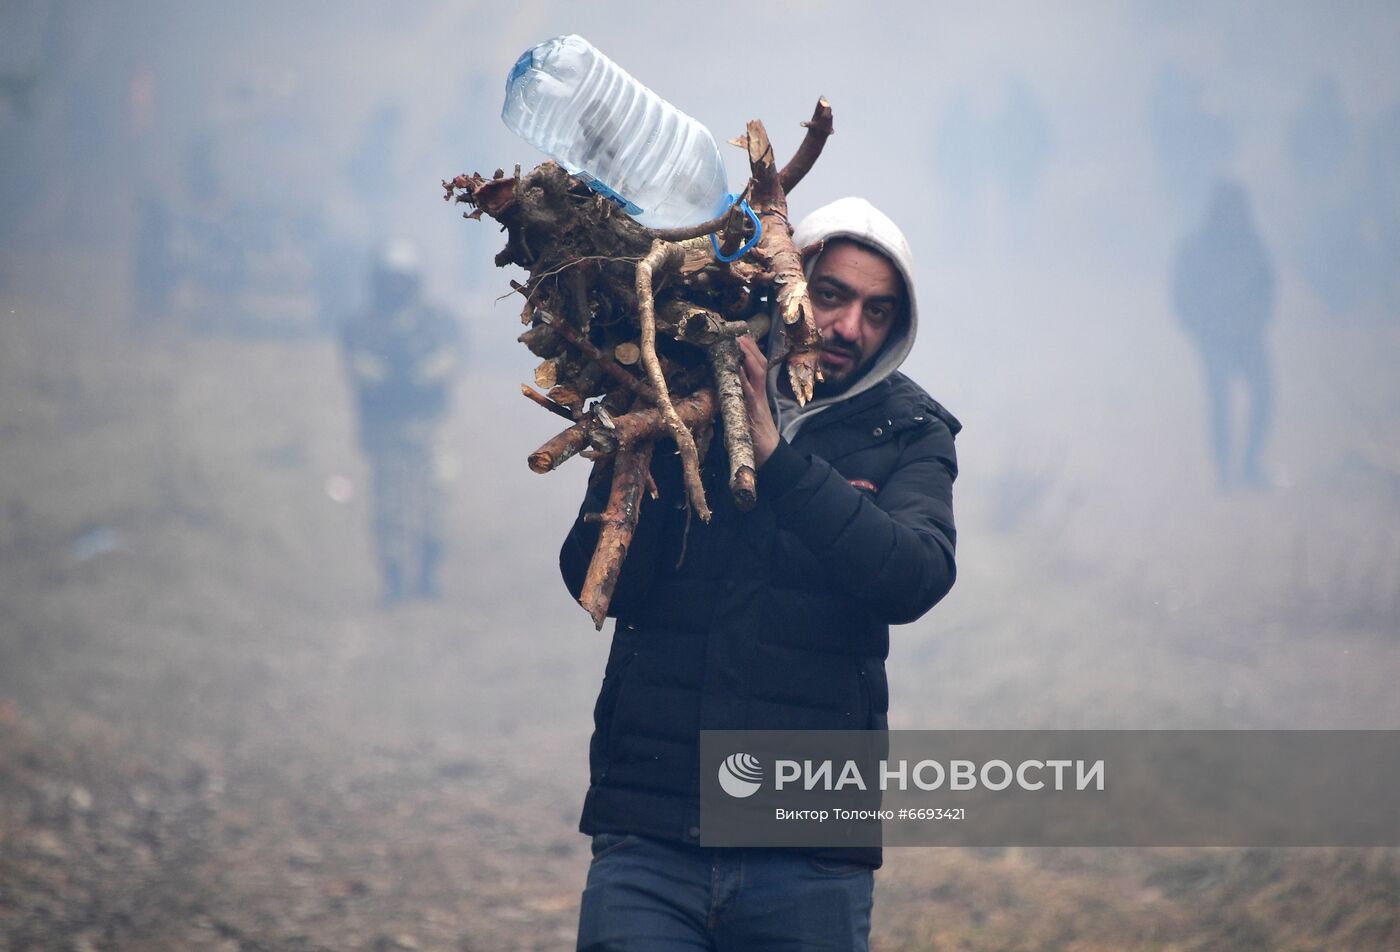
[560,371,959,868]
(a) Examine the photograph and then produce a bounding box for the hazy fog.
[4,1,1398,722]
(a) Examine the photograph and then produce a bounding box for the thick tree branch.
[746,118,822,405]
[580,442,654,629]
[778,97,834,195]
[636,239,711,522]
[588,388,716,454]
[707,338,757,510]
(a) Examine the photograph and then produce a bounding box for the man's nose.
[829,302,862,341]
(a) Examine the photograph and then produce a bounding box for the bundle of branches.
[443,99,834,628]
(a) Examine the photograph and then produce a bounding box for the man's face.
[807,240,904,394]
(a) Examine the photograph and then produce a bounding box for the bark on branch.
[636,239,711,522]
[745,119,822,405]
[588,388,716,454]
[579,443,654,629]
[779,97,834,195]
[536,307,660,404]
[528,419,592,474]
[707,338,757,510]
[521,384,573,421]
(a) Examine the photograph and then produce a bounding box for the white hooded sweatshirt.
[766,196,920,442]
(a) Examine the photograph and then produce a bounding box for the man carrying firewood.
[561,196,960,951]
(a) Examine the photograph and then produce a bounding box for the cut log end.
[731,466,757,511]
[589,594,612,630]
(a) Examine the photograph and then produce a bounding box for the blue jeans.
[576,833,874,951]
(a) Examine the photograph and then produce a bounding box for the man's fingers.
[739,370,759,406]
[739,358,761,394]
[737,336,770,389]
[739,367,770,425]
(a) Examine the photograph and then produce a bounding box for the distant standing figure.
[342,241,461,605]
[1170,180,1275,491]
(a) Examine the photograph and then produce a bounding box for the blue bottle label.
[576,171,643,217]
[506,50,533,91]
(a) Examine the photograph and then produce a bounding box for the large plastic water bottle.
[501,34,730,230]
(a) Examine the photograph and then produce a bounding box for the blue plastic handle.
[710,195,763,262]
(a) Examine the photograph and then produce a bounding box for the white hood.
[768,196,919,440]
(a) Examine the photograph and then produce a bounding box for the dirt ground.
[1,251,1397,950]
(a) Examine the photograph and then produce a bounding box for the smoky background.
[2,2,1397,949]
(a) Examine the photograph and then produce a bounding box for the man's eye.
[815,288,839,303]
[867,306,891,324]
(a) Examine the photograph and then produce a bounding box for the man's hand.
[737,335,780,468]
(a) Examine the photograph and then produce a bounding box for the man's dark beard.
[810,341,867,398]
[812,365,860,398]
[776,341,885,401]
[813,325,905,398]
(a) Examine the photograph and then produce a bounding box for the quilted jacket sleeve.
[757,418,958,625]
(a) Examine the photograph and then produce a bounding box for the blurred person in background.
[1171,179,1276,491]
[341,240,462,606]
